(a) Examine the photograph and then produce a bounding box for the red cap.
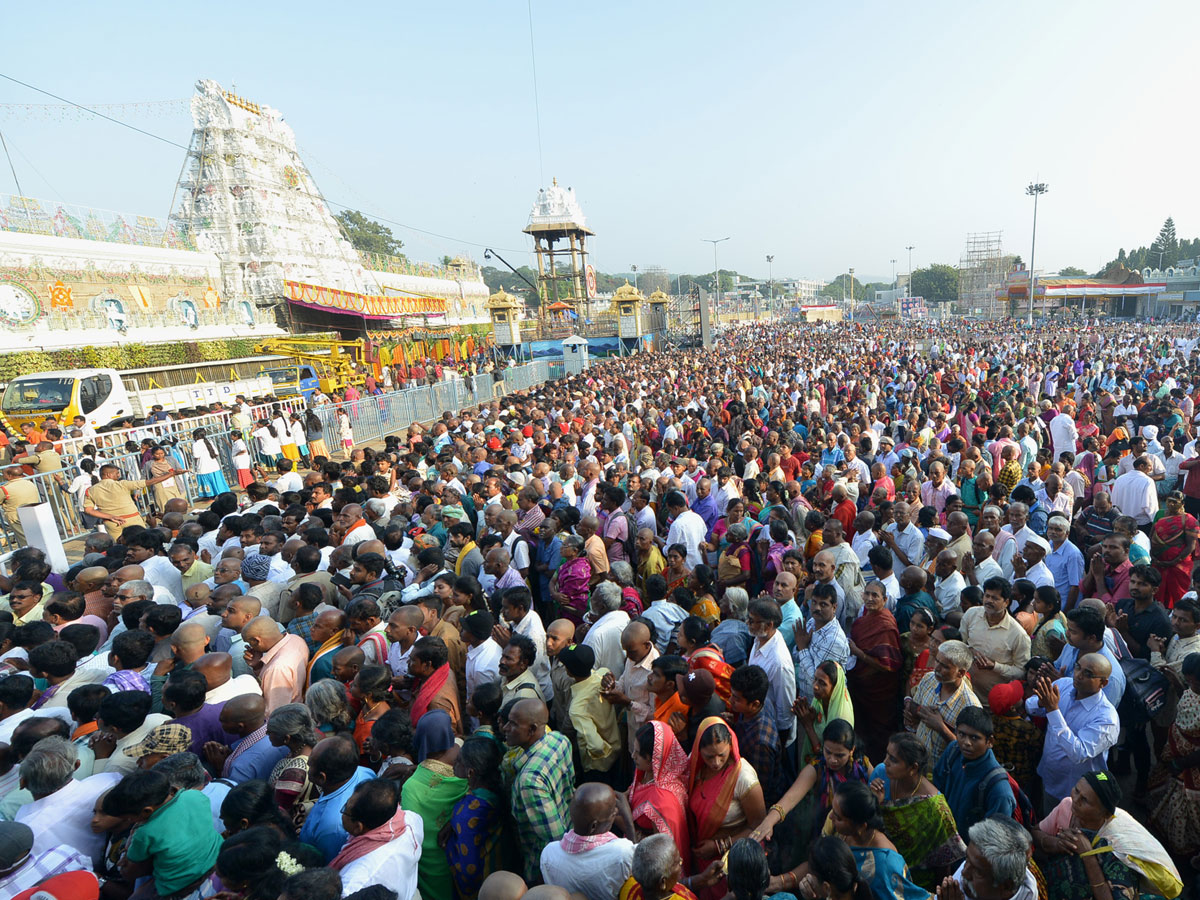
[13,871,100,900]
[988,679,1025,717]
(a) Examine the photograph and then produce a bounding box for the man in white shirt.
[663,491,707,568]
[880,501,924,571]
[1110,456,1160,526]
[497,588,554,702]
[747,598,797,745]
[541,783,635,900]
[932,549,968,617]
[1013,533,1056,589]
[962,529,1004,587]
[462,610,502,701]
[1048,410,1078,464]
[581,584,631,678]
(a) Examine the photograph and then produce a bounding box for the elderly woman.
[305,678,354,736]
[1034,772,1183,900]
[550,534,592,625]
[847,579,903,762]
[716,523,754,597]
[711,586,753,667]
[266,702,319,824]
[610,560,644,618]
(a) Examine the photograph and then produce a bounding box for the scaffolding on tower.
[957,231,1007,319]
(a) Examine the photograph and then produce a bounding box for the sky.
[2,1,1198,284]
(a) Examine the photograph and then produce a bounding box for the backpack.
[619,510,640,566]
[975,766,1036,827]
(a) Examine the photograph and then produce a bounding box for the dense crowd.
[0,318,1197,900]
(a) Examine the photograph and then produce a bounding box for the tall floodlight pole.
[905,245,914,295]
[766,254,774,318]
[891,258,897,290]
[701,238,729,348]
[1026,182,1048,326]
[630,264,638,292]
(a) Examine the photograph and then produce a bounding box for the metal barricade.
[432,380,459,417]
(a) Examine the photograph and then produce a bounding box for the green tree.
[819,273,869,301]
[1058,266,1088,277]
[333,210,404,257]
[910,264,958,302]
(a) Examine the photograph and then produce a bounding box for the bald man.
[242,615,309,711]
[207,693,287,783]
[479,871,527,900]
[507,698,574,882]
[602,619,659,748]
[216,595,260,677]
[544,618,577,736]
[330,645,365,685]
[540,782,633,900]
[109,564,174,607]
[74,565,113,621]
[338,504,374,547]
[1028,650,1119,805]
[194,651,262,705]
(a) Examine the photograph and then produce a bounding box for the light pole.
[701,237,729,348]
[766,254,774,318]
[890,259,897,291]
[1026,182,1048,326]
[630,264,638,293]
[905,246,914,296]
[848,267,855,320]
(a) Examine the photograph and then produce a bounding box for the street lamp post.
[848,267,855,320]
[905,246,914,296]
[701,237,729,349]
[630,264,638,293]
[766,254,774,318]
[1026,182,1049,326]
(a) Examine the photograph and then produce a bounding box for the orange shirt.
[651,691,688,738]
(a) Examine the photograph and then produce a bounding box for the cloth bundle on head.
[413,708,455,763]
[241,553,271,582]
[558,643,595,679]
[676,668,716,707]
[927,527,951,542]
[125,723,192,759]
[1083,769,1122,814]
[988,680,1025,717]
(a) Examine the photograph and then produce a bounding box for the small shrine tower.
[523,180,593,323]
[487,287,523,355]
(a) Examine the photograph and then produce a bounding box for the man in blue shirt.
[1026,651,1120,805]
[1045,514,1085,609]
[933,706,1015,837]
[299,736,376,862]
[1053,605,1126,707]
[207,693,286,783]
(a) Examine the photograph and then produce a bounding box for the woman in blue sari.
[444,735,513,899]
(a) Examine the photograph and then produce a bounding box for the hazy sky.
[2,1,1197,283]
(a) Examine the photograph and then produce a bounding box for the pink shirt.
[259,633,309,712]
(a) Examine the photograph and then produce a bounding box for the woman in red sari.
[846,580,903,763]
[629,720,691,867]
[686,718,765,900]
[677,617,734,705]
[1151,491,1199,608]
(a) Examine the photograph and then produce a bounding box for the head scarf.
[629,721,691,867]
[686,716,742,844]
[1083,769,1122,815]
[413,709,455,763]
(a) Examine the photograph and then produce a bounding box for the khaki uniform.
[0,477,40,546]
[85,478,148,538]
[23,450,62,475]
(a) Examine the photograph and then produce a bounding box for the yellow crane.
[253,336,369,397]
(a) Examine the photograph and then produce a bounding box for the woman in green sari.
[400,709,468,900]
[869,733,965,890]
[796,660,854,765]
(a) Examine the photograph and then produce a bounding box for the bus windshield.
[2,377,74,411]
[264,367,299,385]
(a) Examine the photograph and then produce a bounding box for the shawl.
[687,716,742,842]
[560,829,620,854]
[329,805,411,869]
[411,662,451,726]
[308,629,346,687]
[1093,809,1183,900]
[414,709,455,763]
[850,609,903,674]
[629,720,690,862]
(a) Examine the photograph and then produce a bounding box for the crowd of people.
[0,317,1196,900]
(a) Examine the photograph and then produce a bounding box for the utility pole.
[630,264,638,292]
[1026,182,1048,326]
[891,258,897,290]
[905,246,914,295]
[848,267,855,320]
[701,237,729,349]
[766,254,774,318]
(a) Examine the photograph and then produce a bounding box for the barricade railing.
[1,360,567,547]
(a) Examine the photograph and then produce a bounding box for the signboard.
[898,296,927,319]
[585,265,597,299]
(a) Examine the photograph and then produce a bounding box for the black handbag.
[1119,656,1169,722]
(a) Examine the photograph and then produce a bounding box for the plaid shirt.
[286,612,319,651]
[103,668,151,694]
[510,729,575,882]
[0,846,93,895]
[911,671,982,761]
[734,710,782,805]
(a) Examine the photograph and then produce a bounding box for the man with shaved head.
[544,618,577,736]
[193,651,261,705]
[330,645,364,685]
[306,609,348,688]
[242,615,308,711]
[1027,650,1119,806]
[73,565,113,621]
[205,693,286,783]
[505,698,575,882]
[215,595,259,676]
[600,619,659,749]
[540,782,634,900]
[337,504,374,547]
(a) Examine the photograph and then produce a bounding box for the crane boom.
[254,337,369,393]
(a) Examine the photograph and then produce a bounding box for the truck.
[254,337,368,399]
[0,368,274,432]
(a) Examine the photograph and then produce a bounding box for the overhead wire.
[0,71,531,259]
